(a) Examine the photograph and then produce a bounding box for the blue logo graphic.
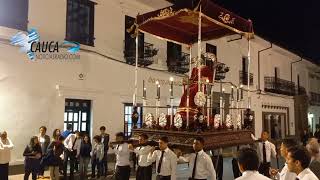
[63,41,80,54]
[10,28,40,60]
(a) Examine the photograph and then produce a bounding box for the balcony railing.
[264,76,296,96]
[310,92,320,105]
[239,71,254,85]
[167,52,190,74]
[124,42,158,67]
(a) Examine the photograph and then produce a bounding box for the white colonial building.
[0,0,319,165]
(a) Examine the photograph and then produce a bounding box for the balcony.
[167,52,190,74]
[310,92,320,105]
[239,71,254,85]
[124,42,158,67]
[264,76,296,96]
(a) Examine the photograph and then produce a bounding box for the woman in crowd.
[79,134,92,179]
[52,129,61,141]
[91,135,104,179]
[46,136,65,180]
[23,136,42,180]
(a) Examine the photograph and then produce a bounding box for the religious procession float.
[129,0,255,153]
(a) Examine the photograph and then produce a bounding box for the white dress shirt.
[147,147,177,180]
[297,168,319,180]
[180,150,216,180]
[0,138,14,164]
[113,143,131,166]
[134,145,152,167]
[257,140,276,163]
[235,170,271,180]
[276,163,297,180]
[63,134,81,156]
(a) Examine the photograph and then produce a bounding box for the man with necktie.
[254,131,277,177]
[179,137,216,180]
[129,133,153,180]
[110,132,131,180]
[147,136,177,180]
[287,146,318,180]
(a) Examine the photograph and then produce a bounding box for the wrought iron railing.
[310,92,320,105]
[239,71,254,85]
[264,76,296,96]
[167,52,190,74]
[124,42,158,67]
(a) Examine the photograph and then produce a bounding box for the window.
[66,0,95,46]
[167,42,189,74]
[240,57,253,85]
[123,103,143,138]
[124,15,144,63]
[0,0,28,30]
[64,99,91,134]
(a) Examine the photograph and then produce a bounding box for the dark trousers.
[213,155,223,180]
[259,162,271,178]
[136,165,152,180]
[24,169,37,180]
[232,158,241,179]
[63,150,76,179]
[91,159,103,178]
[156,175,171,180]
[115,165,131,180]
[38,157,45,176]
[101,152,108,176]
[0,163,9,180]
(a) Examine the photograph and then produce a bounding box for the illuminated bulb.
[156,81,159,85]
[55,85,60,90]
[240,84,243,88]
[231,86,234,89]
[170,77,174,82]
[222,88,225,92]
[206,79,209,83]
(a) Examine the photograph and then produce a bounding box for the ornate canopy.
[136,0,254,45]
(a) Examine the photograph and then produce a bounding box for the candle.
[170,77,174,97]
[156,81,160,99]
[231,86,234,101]
[237,87,239,101]
[158,85,161,99]
[240,84,243,100]
[143,80,146,99]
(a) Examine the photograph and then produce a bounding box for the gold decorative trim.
[218,12,235,25]
[157,7,174,18]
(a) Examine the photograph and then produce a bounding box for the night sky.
[213,0,320,64]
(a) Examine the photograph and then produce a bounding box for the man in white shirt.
[287,146,318,180]
[235,147,271,180]
[129,133,153,180]
[0,131,14,180]
[110,132,131,180]
[270,138,297,180]
[253,131,277,177]
[63,130,81,180]
[147,136,177,180]
[179,137,216,180]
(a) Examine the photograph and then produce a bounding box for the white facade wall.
[0,0,319,164]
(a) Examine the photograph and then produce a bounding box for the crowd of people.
[0,125,320,180]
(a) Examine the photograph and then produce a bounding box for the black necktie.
[137,147,142,166]
[262,142,267,163]
[116,145,119,150]
[157,151,165,174]
[295,178,299,180]
[192,152,198,179]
